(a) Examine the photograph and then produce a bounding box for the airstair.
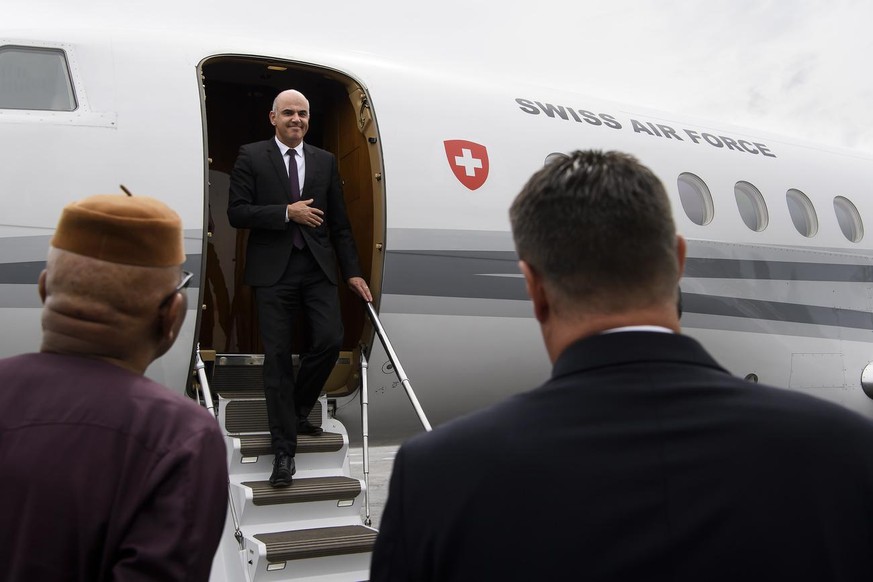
[205,355,377,582]
[197,303,430,581]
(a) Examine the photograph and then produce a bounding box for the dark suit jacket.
[227,139,362,287]
[371,332,873,581]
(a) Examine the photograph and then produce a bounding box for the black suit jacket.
[371,332,873,581]
[227,139,362,287]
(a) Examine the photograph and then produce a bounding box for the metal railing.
[359,351,372,526]
[194,344,243,549]
[192,304,430,534]
[193,344,216,417]
[364,301,432,431]
[360,302,431,527]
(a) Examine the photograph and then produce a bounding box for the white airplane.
[3,2,873,580]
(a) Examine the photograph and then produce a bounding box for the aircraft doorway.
[198,56,383,396]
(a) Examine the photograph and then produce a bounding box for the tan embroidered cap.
[51,194,185,267]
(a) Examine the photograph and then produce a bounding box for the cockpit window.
[0,46,77,111]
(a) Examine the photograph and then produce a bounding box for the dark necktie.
[288,149,304,249]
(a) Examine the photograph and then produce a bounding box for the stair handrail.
[364,301,432,432]
[194,344,244,550]
[193,344,216,417]
[359,350,372,526]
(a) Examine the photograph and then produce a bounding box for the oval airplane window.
[833,196,864,243]
[677,172,713,226]
[786,189,818,238]
[734,181,768,231]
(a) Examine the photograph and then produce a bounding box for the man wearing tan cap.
[0,194,228,581]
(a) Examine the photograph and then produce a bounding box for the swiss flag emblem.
[444,140,489,190]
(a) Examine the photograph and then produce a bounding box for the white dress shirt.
[601,325,674,334]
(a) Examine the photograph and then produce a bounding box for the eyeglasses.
[160,270,194,308]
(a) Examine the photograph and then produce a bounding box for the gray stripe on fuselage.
[381,247,873,334]
[387,228,515,251]
[685,258,873,281]
[1,227,871,338]
[0,284,200,310]
[386,228,873,261]
[680,312,873,343]
[380,294,873,343]
[0,259,203,286]
[383,250,525,300]
[0,255,203,309]
[0,262,43,285]
[382,289,873,329]
[683,292,873,330]
[382,289,873,331]
[382,249,873,297]
[381,294,533,319]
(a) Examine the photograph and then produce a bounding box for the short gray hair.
[509,150,678,312]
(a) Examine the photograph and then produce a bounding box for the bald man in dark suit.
[228,89,371,488]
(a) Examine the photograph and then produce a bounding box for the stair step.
[218,390,269,400]
[226,400,321,433]
[211,355,369,580]
[238,433,344,457]
[243,477,361,506]
[212,355,265,394]
[254,525,377,562]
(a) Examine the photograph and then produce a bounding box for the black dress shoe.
[297,418,323,436]
[269,453,296,488]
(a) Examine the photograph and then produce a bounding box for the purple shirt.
[0,352,228,581]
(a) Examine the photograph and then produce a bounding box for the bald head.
[272,90,308,113]
[270,89,310,148]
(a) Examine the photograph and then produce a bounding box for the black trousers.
[255,246,343,457]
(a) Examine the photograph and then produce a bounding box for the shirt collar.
[275,137,303,158]
[600,325,675,334]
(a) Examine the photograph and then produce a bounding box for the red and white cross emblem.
[444,140,489,190]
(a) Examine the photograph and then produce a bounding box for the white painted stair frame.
[209,394,375,582]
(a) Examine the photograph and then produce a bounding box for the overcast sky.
[352,0,873,154]
[9,1,872,154]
